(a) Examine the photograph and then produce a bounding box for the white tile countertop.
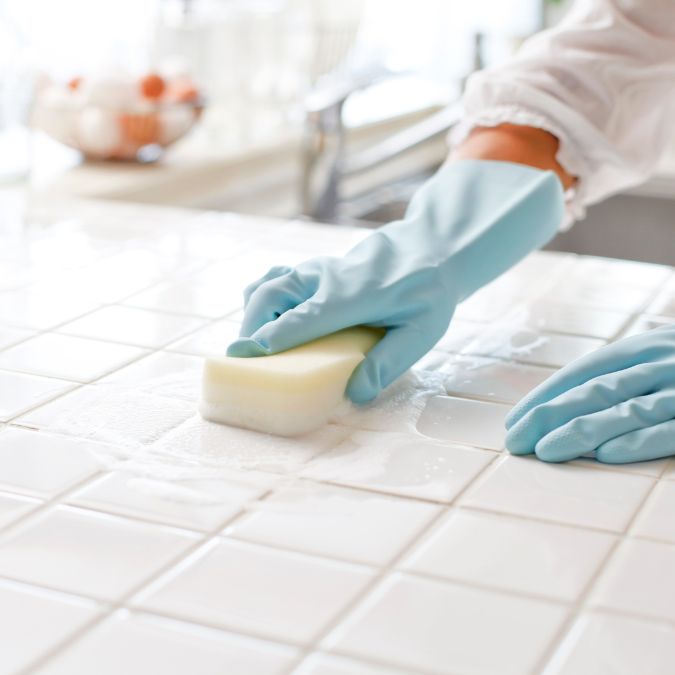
[1,194,675,675]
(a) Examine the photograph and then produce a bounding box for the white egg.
[82,75,137,109]
[159,105,194,144]
[77,107,122,157]
[158,56,190,81]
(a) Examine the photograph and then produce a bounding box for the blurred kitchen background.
[2,0,675,263]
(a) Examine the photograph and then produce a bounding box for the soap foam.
[20,357,445,507]
[331,368,447,433]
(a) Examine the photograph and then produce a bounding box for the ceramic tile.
[542,611,675,675]
[0,370,75,422]
[135,538,375,645]
[0,260,36,291]
[416,395,510,451]
[571,454,668,478]
[646,286,675,317]
[34,610,299,675]
[302,431,495,503]
[58,305,207,348]
[442,355,555,404]
[0,578,100,675]
[0,491,40,529]
[198,249,310,290]
[324,573,567,675]
[631,480,675,543]
[0,282,101,330]
[521,300,629,339]
[125,279,243,319]
[0,427,103,498]
[0,506,198,601]
[462,456,654,532]
[166,318,241,357]
[433,320,484,353]
[154,416,349,475]
[69,471,269,532]
[453,286,522,322]
[662,457,675,480]
[403,509,614,602]
[294,653,408,675]
[591,538,675,622]
[571,256,671,290]
[0,333,146,382]
[411,349,449,371]
[619,314,673,339]
[463,326,604,368]
[99,351,203,401]
[228,481,440,566]
[545,278,653,312]
[0,324,32,351]
[18,385,196,447]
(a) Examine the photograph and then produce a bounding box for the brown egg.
[165,77,200,103]
[140,73,166,100]
[119,112,162,146]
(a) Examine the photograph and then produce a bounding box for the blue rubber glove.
[228,159,564,404]
[506,325,675,464]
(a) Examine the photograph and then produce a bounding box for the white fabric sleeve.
[452,0,675,226]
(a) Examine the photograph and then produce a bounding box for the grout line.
[14,415,349,673]
[530,473,664,675]
[284,451,503,675]
[16,491,271,675]
[2,243,673,674]
[0,471,107,542]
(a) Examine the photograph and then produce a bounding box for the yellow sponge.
[199,327,382,436]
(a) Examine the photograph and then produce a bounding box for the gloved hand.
[506,324,675,463]
[228,159,564,404]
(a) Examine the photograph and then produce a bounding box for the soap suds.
[461,308,550,361]
[18,354,449,507]
[330,369,446,433]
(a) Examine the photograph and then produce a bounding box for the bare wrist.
[452,124,577,190]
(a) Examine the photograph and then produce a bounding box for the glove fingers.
[596,418,675,464]
[505,362,675,455]
[533,389,675,462]
[242,265,294,306]
[238,270,313,339]
[238,294,352,356]
[346,325,436,405]
[505,332,675,431]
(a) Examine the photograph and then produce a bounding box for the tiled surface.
[461,455,654,532]
[0,369,75,422]
[0,506,198,601]
[324,573,567,675]
[0,491,40,529]
[135,538,375,645]
[0,198,672,675]
[442,355,556,404]
[590,538,675,622]
[403,508,614,602]
[543,611,675,675]
[0,428,103,498]
[0,333,146,382]
[417,395,510,450]
[0,579,100,675]
[58,305,207,349]
[34,610,299,675]
[227,480,440,566]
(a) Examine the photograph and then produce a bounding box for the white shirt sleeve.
[452,0,675,226]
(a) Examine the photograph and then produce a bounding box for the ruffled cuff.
[450,106,586,231]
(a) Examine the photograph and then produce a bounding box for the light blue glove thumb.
[228,159,564,404]
[506,324,675,464]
